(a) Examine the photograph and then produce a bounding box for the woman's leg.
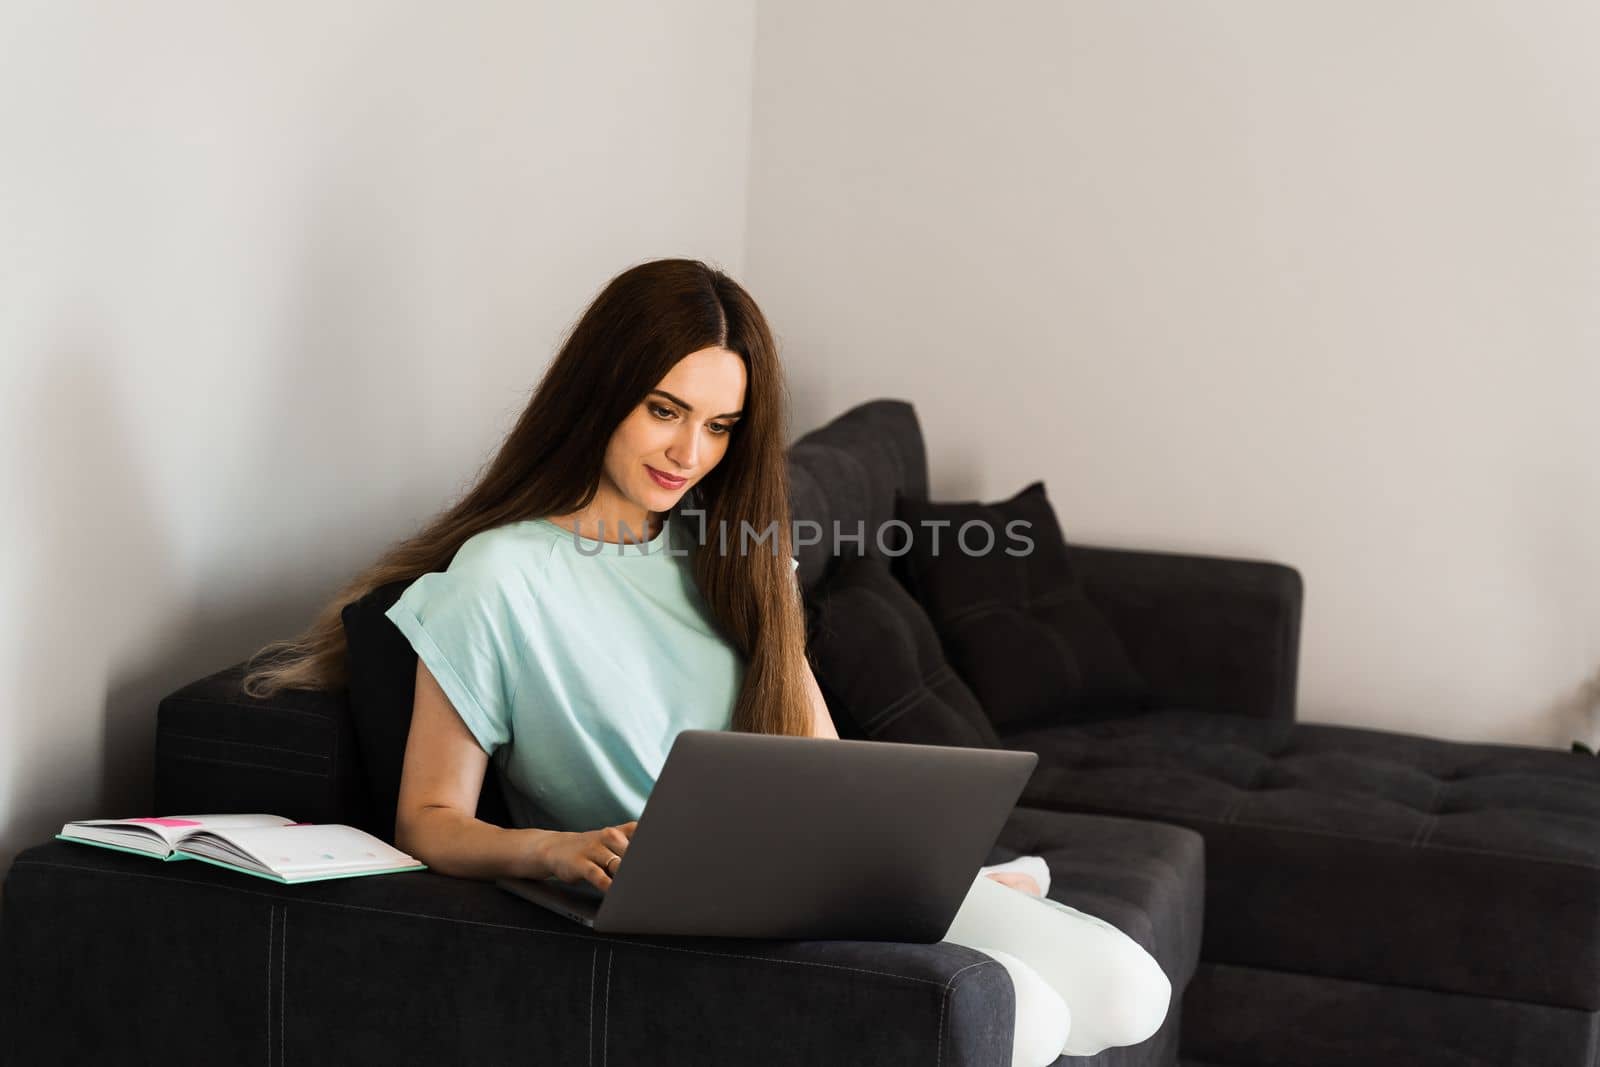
[959,944,1071,1067]
[942,874,1172,1058]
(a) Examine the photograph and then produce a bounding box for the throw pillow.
[804,553,1001,748]
[892,481,1148,733]
[341,578,513,844]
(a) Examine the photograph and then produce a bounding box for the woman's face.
[603,346,747,516]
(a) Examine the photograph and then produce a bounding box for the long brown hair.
[240,257,813,737]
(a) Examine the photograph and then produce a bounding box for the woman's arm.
[802,657,839,739]
[395,660,558,880]
[396,660,638,891]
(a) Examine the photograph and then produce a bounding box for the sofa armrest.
[2,839,1017,1066]
[1070,543,1304,722]
[154,661,376,834]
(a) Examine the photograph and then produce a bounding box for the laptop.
[494,729,1037,941]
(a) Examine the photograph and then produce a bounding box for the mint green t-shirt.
[384,514,799,833]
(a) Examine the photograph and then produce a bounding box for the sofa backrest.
[154,661,376,832]
[784,398,927,593]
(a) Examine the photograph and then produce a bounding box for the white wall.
[744,2,1600,746]
[5,0,1598,898]
[0,2,758,881]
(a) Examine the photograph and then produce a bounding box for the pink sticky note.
[125,817,203,827]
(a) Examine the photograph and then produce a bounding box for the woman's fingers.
[576,823,636,893]
[588,863,612,893]
[591,838,624,891]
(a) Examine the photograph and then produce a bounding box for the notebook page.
[201,823,421,876]
[62,813,294,847]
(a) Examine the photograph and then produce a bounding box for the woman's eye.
[651,403,731,436]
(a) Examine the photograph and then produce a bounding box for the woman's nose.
[666,426,699,470]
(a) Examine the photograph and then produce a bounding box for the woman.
[242,258,1169,1065]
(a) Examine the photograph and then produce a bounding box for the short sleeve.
[384,558,518,757]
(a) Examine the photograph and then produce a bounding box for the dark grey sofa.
[1,399,1208,1067]
[786,400,1600,1066]
[10,396,1587,1065]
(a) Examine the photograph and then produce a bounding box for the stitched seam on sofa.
[166,696,339,726]
[1198,958,1600,1014]
[1012,803,1600,870]
[280,905,287,1067]
[603,946,613,1067]
[1221,813,1600,865]
[877,668,984,736]
[589,946,597,1067]
[938,959,1002,1067]
[167,753,332,778]
[939,585,1083,629]
[9,862,968,983]
[940,600,1011,625]
[868,690,937,734]
[862,683,929,731]
[617,938,956,987]
[161,731,333,762]
[265,903,274,1067]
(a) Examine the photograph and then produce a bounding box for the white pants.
[945,862,1172,1066]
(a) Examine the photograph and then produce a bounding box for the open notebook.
[56,813,426,884]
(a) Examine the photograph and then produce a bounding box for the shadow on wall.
[4,331,181,888]
[1,227,431,895]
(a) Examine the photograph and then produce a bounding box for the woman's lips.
[646,465,686,489]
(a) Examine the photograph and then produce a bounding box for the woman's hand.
[539,820,638,892]
[984,871,1043,897]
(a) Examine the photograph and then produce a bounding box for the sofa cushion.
[893,481,1148,733]
[340,579,512,844]
[1003,709,1600,1011]
[805,554,1000,748]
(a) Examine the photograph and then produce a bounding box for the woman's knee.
[944,880,1173,1054]
[1109,946,1171,1044]
[1064,936,1172,1055]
